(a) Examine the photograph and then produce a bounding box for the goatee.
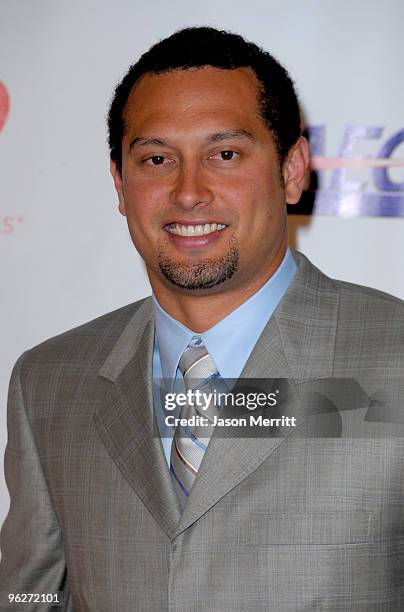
[158,236,239,290]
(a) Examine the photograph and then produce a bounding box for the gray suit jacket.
[1,251,404,611]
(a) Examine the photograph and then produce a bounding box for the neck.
[150,248,287,333]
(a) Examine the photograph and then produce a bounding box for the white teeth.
[167,223,227,236]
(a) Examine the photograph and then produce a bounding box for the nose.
[170,160,213,210]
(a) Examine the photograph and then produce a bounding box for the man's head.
[108,27,309,305]
[108,27,301,173]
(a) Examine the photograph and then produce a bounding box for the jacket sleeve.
[0,353,74,611]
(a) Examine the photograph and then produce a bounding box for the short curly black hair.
[107,26,301,173]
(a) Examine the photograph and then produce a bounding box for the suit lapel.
[94,299,181,539]
[174,252,340,537]
[273,250,339,380]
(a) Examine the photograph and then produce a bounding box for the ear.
[110,159,127,216]
[282,136,310,205]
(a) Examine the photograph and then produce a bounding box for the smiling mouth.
[164,222,227,237]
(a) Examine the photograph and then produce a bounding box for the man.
[0,26,403,611]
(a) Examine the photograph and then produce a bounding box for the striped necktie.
[170,335,221,507]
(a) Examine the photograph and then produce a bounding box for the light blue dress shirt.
[152,248,297,465]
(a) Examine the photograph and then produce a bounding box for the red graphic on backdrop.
[0,83,22,236]
[0,81,10,132]
[0,216,23,234]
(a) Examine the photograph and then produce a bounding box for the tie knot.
[189,335,203,347]
[178,337,218,383]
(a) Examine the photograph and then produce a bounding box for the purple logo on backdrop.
[305,125,404,216]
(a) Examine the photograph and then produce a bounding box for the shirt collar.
[152,298,194,381]
[152,248,297,381]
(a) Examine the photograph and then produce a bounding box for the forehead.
[122,67,265,138]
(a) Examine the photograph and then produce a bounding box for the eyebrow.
[206,129,255,143]
[129,129,255,151]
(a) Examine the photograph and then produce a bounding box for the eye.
[146,155,166,166]
[211,150,239,161]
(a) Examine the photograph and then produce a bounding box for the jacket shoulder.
[330,278,404,372]
[291,249,404,320]
[336,278,404,307]
[18,297,151,370]
[334,277,404,320]
[292,253,404,375]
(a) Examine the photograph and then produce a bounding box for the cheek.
[123,179,165,226]
[250,165,285,212]
[236,180,285,246]
[232,158,282,205]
